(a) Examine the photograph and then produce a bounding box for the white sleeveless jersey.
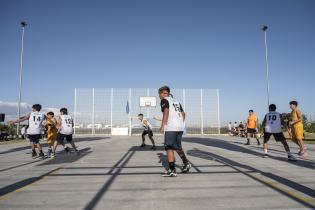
[265,111,282,133]
[141,119,152,131]
[164,97,185,132]
[59,115,74,135]
[27,112,45,135]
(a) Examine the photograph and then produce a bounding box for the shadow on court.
[183,137,315,170]
[37,147,92,166]
[187,148,315,209]
[0,147,92,197]
[0,137,106,156]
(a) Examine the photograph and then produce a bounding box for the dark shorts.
[164,131,183,150]
[247,128,257,134]
[264,132,286,143]
[27,134,42,144]
[57,133,73,144]
[142,130,153,137]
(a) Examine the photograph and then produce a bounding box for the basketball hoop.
[140,97,156,107]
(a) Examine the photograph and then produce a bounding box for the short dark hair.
[158,86,170,94]
[60,108,68,115]
[32,104,42,111]
[289,101,298,106]
[249,110,254,113]
[138,113,143,117]
[269,104,276,111]
[47,112,54,116]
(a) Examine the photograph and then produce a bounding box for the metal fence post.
[92,88,95,135]
[129,88,132,136]
[74,88,77,135]
[147,88,150,119]
[183,88,186,110]
[110,88,113,135]
[217,89,221,135]
[200,89,204,135]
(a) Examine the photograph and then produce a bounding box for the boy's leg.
[245,132,251,145]
[276,133,297,161]
[141,131,147,147]
[67,135,79,154]
[162,132,178,177]
[176,149,189,165]
[166,149,175,170]
[263,132,272,157]
[148,131,156,149]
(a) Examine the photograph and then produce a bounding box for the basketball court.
[0,135,314,210]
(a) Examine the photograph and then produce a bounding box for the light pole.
[262,25,270,107]
[17,21,27,137]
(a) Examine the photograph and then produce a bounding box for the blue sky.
[0,0,314,124]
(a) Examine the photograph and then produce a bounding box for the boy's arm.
[143,119,149,126]
[291,110,303,125]
[161,108,169,132]
[179,104,185,121]
[56,117,62,129]
[10,114,30,124]
[160,99,169,132]
[260,116,266,133]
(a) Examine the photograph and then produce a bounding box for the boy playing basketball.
[289,101,307,157]
[245,110,261,145]
[159,86,191,177]
[261,104,296,161]
[138,114,156,150]
[52,108,79,157]
[45,112,58,158]
[10,104,45,159]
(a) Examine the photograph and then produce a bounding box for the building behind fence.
[74,88,220,135]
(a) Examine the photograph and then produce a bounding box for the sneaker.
[64,147,70,154]
[39,152,45,160]
[182,163,192,173]
[162,170,177,177]
[288,155,297,161]
[151,145,157,150]
[245,142,250,145]
[140,144,146,147]
[32,151,37,159]
[47,149,52,158]
[301,150,308,158]
[263,153,269,158]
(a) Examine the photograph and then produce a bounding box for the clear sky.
[0,0,314,124]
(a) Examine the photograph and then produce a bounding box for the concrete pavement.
[0,135,314,210]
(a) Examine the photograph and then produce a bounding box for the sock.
[287,151,292,156]
[264,149,268,154]
[169,162,175,171]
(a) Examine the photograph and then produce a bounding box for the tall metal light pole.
[261,25,270,107]
[17,21,27,137]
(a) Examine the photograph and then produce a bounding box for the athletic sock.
[169,162,175,171]
[264,149,268,154]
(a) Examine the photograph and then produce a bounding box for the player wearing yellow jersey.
[289,101,307,157]
[45,112,58,158]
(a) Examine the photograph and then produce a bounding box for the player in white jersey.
[10,104,45,159]
[159,86,191,177]
[138,114,156,150]
[52,108,79,157]
[261,104,296,161]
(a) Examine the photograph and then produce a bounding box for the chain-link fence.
[74,88,220,135]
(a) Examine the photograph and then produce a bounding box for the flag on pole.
[126,100,130,115]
